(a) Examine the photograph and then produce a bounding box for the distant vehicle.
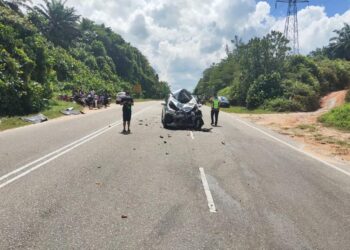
[162,89,204,130]
[116,92,126,104]
[218,96,230,108]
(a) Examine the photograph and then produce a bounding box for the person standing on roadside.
[211,95,220,126]
[121,91,134,134]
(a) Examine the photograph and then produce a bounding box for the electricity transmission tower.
[276,0,309,54]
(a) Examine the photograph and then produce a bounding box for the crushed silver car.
[161,89,204,130]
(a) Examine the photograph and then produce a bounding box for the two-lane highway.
[0,102,349,249]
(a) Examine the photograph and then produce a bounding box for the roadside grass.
[296,124,317,132]
[313,133,350,148]
[220,106,273,114]
[42,99,81,119]
[0,99,82,132]
[318,103,350,131]
[0,117,29,131]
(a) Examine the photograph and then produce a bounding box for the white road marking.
[190,131,194,140]
[199,168,217,213]
[232,116,350,178]
[0,106,153,189]
[0,122,117,182]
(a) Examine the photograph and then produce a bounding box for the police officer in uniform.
[211,95,220,126]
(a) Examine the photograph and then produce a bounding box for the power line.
[276,0,309,54]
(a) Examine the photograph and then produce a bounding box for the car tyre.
[162,110,170,129]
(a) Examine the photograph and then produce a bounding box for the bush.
[263,98,302,112]
[319,103,350,131]
[246,73,282,109]
[282,80,320,111]
[0,77,46,116]
[346,90,350,103]
[318,60,350,93]
[218,86,232,98]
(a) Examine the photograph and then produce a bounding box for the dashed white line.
[0,106,153,190]
[199,168,217,213]
[190,131,195,140]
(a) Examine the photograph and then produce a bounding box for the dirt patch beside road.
[237,90,350,163]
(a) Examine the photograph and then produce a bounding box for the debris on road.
[60,107,82,116]
[160,136,164,139]
[121,215,128,219]
[164,141,167,144]
[21,114,48,124]
[221,141,226,145]
[201,128,213,133]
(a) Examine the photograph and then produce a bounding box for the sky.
[32,0,350,90]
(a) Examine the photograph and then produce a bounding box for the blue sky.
[33,0,350,90]
[267,0,350,16]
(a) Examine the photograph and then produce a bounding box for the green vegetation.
[346,90,350,103]
[0,98,82,131]
[221,106,272,114]
[194,25,350,112]
[0,116,29,131]
[41,99,81,119]
[319,103,350,131]
[0,0,170,117]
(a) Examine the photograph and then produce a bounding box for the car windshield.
[172,89,193,104]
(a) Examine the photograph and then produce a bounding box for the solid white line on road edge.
[190,131,194,140]
[232,116,350,178]
[0,121,118,182]
[0,106,153,190]
[199,168,217,213]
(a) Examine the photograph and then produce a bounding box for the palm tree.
[35,0,80,48]
[1,0,32,13]
[329,23,350,60]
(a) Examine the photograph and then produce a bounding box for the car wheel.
[162,111,170,129]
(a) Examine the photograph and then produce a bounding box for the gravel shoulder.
[234,90,350,164]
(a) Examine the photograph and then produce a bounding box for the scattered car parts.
[21,114,48,124]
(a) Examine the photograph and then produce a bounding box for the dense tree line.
[194,26,350,112]
[0,0,170,116]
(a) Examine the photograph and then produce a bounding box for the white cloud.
[32,0,350,90]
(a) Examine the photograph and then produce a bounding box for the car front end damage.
[162,89,204,130]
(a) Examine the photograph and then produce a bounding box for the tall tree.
[330,23,350,60]
[35,0,80,48]
[1,0,32,13]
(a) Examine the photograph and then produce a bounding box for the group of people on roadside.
[72,89,110,109]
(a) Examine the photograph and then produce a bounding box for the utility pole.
[276,0,309,54]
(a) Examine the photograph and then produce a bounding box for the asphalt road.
[0,101,349,250]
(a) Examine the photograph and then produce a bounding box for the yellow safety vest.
[213,99,219,109]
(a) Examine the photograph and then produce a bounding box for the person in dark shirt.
[121,92,134,134]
